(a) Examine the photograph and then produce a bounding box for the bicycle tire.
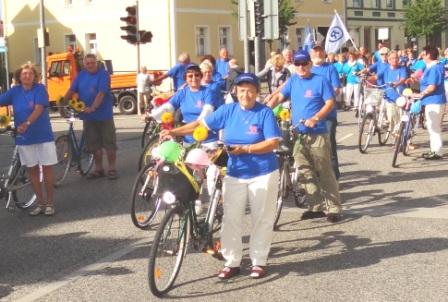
[11,167,36,209]
[392,122,405,168]
[291,167,307,208]
[138,134,159,171]
[130,163,160,229]
[402,117,415,156]
[358,113,375,153]
[207,186,223,234]
[54,135,73,187]
[377,112,390,146]
[78,132,94,175]
[141,120,157,148]
[148,206,189,297]
[273,161,288,230]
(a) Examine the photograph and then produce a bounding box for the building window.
[371,0,380,8]
[295,28,303,49]
[386,0,395,8]
[219,26,232,53]
[354,11,363,16]
[85,33,97,54]
[353,0,363,8]
[322,0,332,3]
[402,0,411,7]
[388,12,396,17]
[372,11,381,17]
[64,34,76,52]
[195,26,209,56]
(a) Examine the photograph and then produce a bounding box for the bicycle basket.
[155,162,200,203]
[363,87,383,106]
[210,148,229,168]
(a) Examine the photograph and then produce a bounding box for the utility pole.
[239,0,250,72]
[136,0,140,71]
[39,0,47,85]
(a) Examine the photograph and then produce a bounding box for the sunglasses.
[380,53,387,56]
[186,73,202,79]
[294,61,309,67]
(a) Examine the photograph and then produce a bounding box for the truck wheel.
[118,94,137,115]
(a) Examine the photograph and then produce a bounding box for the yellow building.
[346,0,447,52]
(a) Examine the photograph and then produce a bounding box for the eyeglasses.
[186,73,202,79]
[294,61,309,67]
[380,53,387,56]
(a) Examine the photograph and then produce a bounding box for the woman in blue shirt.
[0,62,57,216]
[343,52,364,115]
[418,46,446,159]
[160,73,281,280]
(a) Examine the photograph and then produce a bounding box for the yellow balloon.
[402,88,413,97]
[161,112,174,124]
[192,125,209,142]
[279,109,291,121]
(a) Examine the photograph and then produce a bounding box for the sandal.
[44,205,55,216]
[250,266,266,279]
[86,170,105,179]
[217,266,240,280]
[29,205,45,216]
[107,170,118,180]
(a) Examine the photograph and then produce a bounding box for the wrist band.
[248,145,252,154]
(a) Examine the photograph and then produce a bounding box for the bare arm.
[230,138,279,155]
[84,91,105,113]
[303,99,334,128]
[17,104,44,134]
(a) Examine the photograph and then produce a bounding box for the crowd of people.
[0,40,446,281]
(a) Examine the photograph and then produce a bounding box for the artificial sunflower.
[161,112,174,124]
[279,109,291,121]
[192,125,208,142]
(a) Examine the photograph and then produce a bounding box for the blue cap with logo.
[184,63,201,75]
[234,73,260,89]
[293,50,311,64]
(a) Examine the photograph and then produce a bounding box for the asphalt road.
[1,109,447,302]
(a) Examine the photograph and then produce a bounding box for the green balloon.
[157,141,182,162]
[272,105,283,117]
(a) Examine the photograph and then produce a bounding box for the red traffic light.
[140,31,153,44]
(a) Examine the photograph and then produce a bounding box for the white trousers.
[345,83,361,107]
[425,103,446,155]
[220,170,279,267]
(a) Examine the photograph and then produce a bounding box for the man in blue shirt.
[310,45,342,180]
[216,48,230,79]
[267,50,342,222]
[152,52,191,91]
[64,54,117,180]
[368,47,390,85]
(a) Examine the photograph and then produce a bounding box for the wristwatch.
[26,120,31,126]
[312,116,320,122]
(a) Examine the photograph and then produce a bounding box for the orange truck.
[46,52,163,114]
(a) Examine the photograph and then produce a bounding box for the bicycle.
[53,107,94,186]
[0,128,36,211]
[140,92,173,148]
[147,149,225,297]
[273,115,306,230]
[358,82,396,153]
[392,91,421,168]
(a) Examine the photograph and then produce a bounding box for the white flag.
[325,12,351,54]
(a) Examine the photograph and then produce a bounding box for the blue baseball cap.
[184,63,201,75]
[234,73,260,89]
[293,50,311,64]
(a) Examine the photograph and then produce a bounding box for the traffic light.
[139,31,153,44]
[254,0,264,37]
[120,5,138,44]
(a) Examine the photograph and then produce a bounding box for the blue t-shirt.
[167,63,188,91]
[342,62,364,84]
[70,68,113,121]
[311,63,340,120]
[203,81,224,109]
[204,102,280,179]
[281,73,334,135]
[411,59,426,72]
[420,62,446,105]
[0,84,54,145]
[380,66,408,103]
[373,50,381,63]
[334,62,344,77]
[369,60,389,85]
[216,59,230,78]
[169,85,218,143]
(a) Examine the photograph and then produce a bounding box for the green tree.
[404,0,448,46]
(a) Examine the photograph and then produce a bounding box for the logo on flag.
[325,12,351,54]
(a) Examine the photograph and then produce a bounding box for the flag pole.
[334,9,359,51]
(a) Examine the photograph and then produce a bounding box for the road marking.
[13,237,151,302]
[337,133,353,143]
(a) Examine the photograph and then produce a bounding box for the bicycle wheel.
[11,167,36,209]
[148,206,189,297]
[392,122,405,168]
[358,113,375,153]
[141,120,157,148]
[130,163,160,229]
[54,135,73,187]
[377,111,390,146]
[138,134,159,171]
[78,132,94,175]
[273,160,288,230]
[291,166,307,208]
[402,117,414,156]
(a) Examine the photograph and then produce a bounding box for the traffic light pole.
[136,0,141,72]
[39,0,47,85]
